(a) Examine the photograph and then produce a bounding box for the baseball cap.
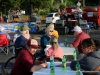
[72,26,82,32]
[20,25,30,31]
[27,39,39,48]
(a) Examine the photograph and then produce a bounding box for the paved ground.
[0,26,100,74]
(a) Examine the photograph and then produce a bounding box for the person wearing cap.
[15,25,30,58]
[11,39,47,75]
[70,26,90,54]
[48,23,59,38]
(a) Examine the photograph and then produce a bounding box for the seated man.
[70,26,90,55]
[46,36,64,59]
[70,38,100,75]
[11,39,47,75]
[15,25,30,58]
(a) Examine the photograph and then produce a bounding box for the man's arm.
[22,55,47,73]
[30,62,47,72]
[34,59,45,65]
[70,37,80,48]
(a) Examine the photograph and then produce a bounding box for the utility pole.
[82,0,85,7]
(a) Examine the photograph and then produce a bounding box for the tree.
[1,0,100,16]
[85,0,100,6]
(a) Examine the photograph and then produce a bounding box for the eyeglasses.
[51,42,57,44]
[82,45,88,49]
[49,30,53,32]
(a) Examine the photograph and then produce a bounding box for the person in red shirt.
[11,39,47,75]
[46,36,64,59]
[70,26,90,54]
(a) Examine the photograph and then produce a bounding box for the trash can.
[55,26,67,35]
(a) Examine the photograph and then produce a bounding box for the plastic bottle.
[50,54,54,62]
[76,62,81,75]
[65,38,68,47]
[50,54,55,75]
[62,55,66,71]
[73,50,77,60]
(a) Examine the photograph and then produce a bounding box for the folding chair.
[0,34,10,54]
[15,47,23,58]
[2,47,23,74]
[1,56,16,75]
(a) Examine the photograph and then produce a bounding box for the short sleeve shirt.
[11,49,35,75]
[72,32,90,53]
[15,35,28,48]
[46,46,64,59]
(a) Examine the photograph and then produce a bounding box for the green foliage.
[39,10,49,16]
[66,0,78,7]
[0,0,100,16]
[50,7,58,13]
[85,0,100,6]
[60,3,66,8]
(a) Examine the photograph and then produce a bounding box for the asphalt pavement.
[0,26,100,75]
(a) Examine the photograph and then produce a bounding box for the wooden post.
[82,0,85,7]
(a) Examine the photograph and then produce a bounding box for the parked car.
[46,12,60,27]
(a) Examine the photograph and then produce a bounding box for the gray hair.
[20,30,29,35]
[48,23,54,29]
[45,26,53,33]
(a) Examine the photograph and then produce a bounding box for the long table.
[45,45,75,56]
[32,62,83,75]
[62,47,75,55]
[45,44,75,56]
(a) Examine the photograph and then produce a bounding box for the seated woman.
[70,38,100,75]
[40,26,53,55]
[33,27,53,60]
[46,36,64,59]
[47,23,59,38]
